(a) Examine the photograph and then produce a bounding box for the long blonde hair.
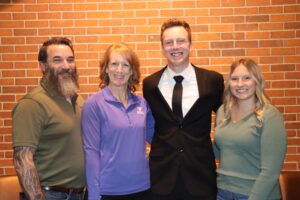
[220,58,270,126]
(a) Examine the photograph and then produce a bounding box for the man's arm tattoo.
[13,146,46,200]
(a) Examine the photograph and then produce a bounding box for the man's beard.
[44,65,79,98]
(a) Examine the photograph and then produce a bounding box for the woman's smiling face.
[230,64,256,104]
[106,51,132,89]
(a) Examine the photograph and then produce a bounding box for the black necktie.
[172,75,184,120]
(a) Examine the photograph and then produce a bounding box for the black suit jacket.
[143,65,224,199]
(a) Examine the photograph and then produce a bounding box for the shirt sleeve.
[12,99,44,148]
[213,106,223,160]
[248,107,287,200]
[145,100,155,144]
[81,98,102,200]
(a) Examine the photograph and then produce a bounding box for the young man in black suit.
[143,19,224,200]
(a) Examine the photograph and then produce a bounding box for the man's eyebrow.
[52,55,74,59]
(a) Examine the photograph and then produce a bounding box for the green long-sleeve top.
[213,104,287,200]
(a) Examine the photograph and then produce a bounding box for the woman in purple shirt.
[82,43,154,200]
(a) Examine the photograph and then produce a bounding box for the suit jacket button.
[178,147,184,153]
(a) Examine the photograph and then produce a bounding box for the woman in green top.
[213,58,287,200]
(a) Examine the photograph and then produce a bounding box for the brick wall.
[0,0,299,175]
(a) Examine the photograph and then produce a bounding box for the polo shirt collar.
[102,86,139,106]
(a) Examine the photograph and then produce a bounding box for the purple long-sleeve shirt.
[81,87,154,200]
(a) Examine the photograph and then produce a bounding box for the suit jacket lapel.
[183,65,204,121]
[151,66,179,121]
[194,65,205,98]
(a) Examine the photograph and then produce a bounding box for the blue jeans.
[44,190,84,200]
[20,190,84,200]
[217,188,248,200]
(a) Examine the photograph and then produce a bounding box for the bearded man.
[12,37,85,200]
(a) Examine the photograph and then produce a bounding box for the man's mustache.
[56,68,75,75]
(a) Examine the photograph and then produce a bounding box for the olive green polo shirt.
[12,78,85,188]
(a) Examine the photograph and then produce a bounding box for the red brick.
[221,16,244,23]
[247,48,270,56]
[49,4,73,11]
[13,13,36,20]
[4,168,17,176]
[246,15,269,22]
[15,45,38,53]
[0,127,12,134]
[38,12,61,19]
[99,19,122,27]
[197,0,220,7]
[246,0,271,6]
[235,7,258,15]
[286,72,300,79]
[273,97,297,105]
[211,24,234,32]
[0,159,13,166]
[222,33,244,40]
[0,4,23,12]
[285,56,300,64]
[272,0,296,5]
[264,72,284,80]
[284,5,300,12]
[24,4,48,12]
[197,50,221,57]
[285,22,300,30]
[211,41,234,48]
[285,39,300,47]
[259,6,283,14]
[271,31,295,38]
[285,89,300,96]
[222,49,245,56]
[272,48,295,55]
[124,2,147,9]
[272,80,296,88]
[259,23,284,30]
[221,0,244,6]
[197,16,219,24]
[236,41,259,48]
[271,64,295,72]
[259,40,283,47]
[172,1,196,8]
[74,3,98,11]
[98,3,122,10]
[235,24,258,31]
[112,10,134,18]
[260,56,284,64]
[39,28,62,36]
[211,8,233,16]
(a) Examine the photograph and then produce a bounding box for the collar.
[165,63,195,83]
[102,86,140,106]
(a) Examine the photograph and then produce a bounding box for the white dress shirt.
[158,64,199,118]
